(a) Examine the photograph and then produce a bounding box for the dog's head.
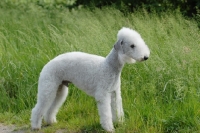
[114,27,150,64]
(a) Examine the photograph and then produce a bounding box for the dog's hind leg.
[44,84,68,125]
[31,82,58,130]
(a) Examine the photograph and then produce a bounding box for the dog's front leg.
[115,88,124,123]
[111,91,117,122]
[95,92,114,132]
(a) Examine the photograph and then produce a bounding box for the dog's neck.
[105,48,124,72]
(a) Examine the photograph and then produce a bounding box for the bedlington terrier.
[31,27,150,132]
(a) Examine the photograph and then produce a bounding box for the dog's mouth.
[128,58,136,64]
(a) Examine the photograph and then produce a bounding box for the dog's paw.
[101,123,114,132]
[31,127,41,131]
[104,127,115,133]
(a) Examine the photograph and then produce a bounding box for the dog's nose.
[144,56,148,60]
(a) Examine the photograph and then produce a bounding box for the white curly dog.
[31,27,150,132]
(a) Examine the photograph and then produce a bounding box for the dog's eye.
[130,45,135,48]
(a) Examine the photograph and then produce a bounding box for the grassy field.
[0,3,200,133]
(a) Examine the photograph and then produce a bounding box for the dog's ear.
[114,40,123,52]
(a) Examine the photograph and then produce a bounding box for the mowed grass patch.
[0,5,199,132]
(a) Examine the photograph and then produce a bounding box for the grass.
[0,3,200,133]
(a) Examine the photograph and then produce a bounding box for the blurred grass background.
[0,1,200,132]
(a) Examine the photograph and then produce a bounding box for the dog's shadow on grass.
[11,124,106,133]
[79,123,106,133]
[79,123,122,133]
[11,120,123,133]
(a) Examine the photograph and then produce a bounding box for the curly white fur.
[31,27,150,132]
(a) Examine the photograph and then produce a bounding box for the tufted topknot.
[117,27,141,41]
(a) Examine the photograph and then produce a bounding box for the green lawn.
[0,4,200,133]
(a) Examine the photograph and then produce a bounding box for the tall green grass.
[0,5,199,132]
